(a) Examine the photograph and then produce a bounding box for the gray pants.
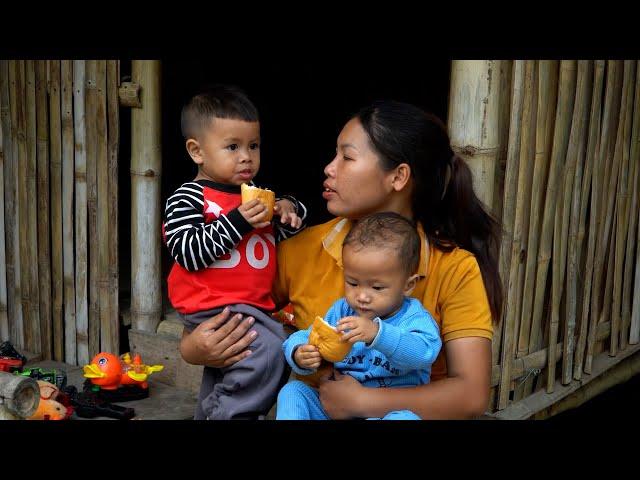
[181,304,291,420]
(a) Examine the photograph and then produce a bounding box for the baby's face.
[189,118,261,185]
[342,245,411,321]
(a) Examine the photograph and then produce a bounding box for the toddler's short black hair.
[181,84,259,141]
[343,212,421,275]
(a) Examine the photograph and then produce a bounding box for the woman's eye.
[227,144,238,151]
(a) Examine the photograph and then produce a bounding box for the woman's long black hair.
[356,100,503,322]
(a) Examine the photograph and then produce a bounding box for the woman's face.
[323,118,397,220]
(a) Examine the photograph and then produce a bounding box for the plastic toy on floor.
[27,380,73,420]
[82,352,164,402]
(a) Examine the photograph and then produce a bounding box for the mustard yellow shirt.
[273,217,493,381]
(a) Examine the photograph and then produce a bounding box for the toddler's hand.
[294,344,321,370]
[274,199,302,229]
[238,199,271,229]
[337,316,379,345]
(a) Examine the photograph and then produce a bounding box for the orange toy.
[82,352,164,390]
[27,380,72,420]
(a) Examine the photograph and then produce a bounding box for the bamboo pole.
[0,62,10,342]
[573,60,605,380]
[495,61,525,410]
[61,60,76,365]
[6,61,24,349]
[520,61,559,396]
[49,60,64,362]
[131,60,162,333]
[562,61,593,385]
[16,61,32,352]
[96,60,117,354]
[73,60,89,364]
[586,61,624,373]
[626,61,640,346]
[25,61,41,354]
[35,61,52,359]
[510,61,538,402]
[85,60,99,358]
[517,60,554,364]
[610,61,636,356]
[488,60,512,410]
[448,60,501,210]
[106,60,120,354]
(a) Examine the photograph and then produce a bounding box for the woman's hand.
[337,316,379,344]
[293,344,322,370]
[317,369,365,419]
[273,199,302,229]
[179,307,258,368]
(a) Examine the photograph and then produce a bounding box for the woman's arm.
[318,336,491,419]
[179,308,259,368]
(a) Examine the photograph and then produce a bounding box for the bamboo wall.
[491,60,640,411]
[0,60,120,366]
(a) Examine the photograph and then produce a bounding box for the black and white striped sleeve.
[163,182,253,271]
[273,195,308,242]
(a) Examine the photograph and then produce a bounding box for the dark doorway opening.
[158,59,451,302]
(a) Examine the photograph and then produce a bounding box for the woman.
[180,100,502,419]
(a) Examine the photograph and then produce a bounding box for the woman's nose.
[324,156,337,177]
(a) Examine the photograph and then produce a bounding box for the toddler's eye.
[227,144,238,151]
[346,281,357,287]
[372,286,385,291]
[250,143,260,150]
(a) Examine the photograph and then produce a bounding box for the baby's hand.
[294,344,322,370]
[238,199,271,229]
[274,199,302,229]
[337,316,379,345]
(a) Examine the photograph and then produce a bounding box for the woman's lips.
[322,184,336,200]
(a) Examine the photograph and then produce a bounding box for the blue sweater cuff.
[368,318,402,358]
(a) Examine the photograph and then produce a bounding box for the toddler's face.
[342,244,412,321]
[188,117,260,185]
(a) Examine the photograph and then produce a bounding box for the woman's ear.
[390,163,412,191]
[186,138,203,165]
[404,274,419,296]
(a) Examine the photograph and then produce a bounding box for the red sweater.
[163,180,306,314]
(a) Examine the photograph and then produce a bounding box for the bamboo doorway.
[0,60,120,366]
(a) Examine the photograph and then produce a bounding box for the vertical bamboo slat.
[61,60,76,365]
[631,202,640,344]
[49,61,64,362]
[0,67,7,342]
[0,61,11,342]
[106,60,120,354]
[35,61,52,358]
[97,61,116,353]
[521,61,559,395]
[586,61,623,373]
[16,61,32,352]
[518,61,558,353]
[496,61,525,409]
[573,60,605,379]
[131,61,162,333]
[73,60,89,364]
[511,61,538,402]
[624,62,640,346]
[7,61,24,348]
[25,61,41,354]
[85,60,100,358]
[562,61,593,384]
[610,61,636,356]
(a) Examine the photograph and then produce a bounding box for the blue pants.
[276,380,421,420]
